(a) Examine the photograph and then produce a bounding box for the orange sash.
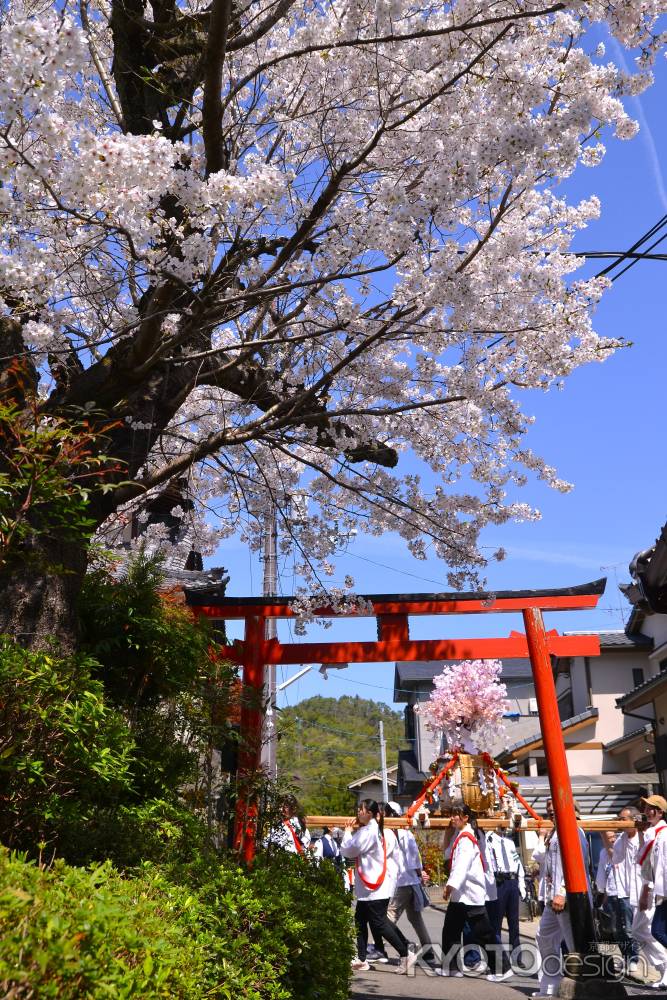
[451,830,487,871]
[356,834,387,890]
[283,820,304,854]
[638,822,667,866]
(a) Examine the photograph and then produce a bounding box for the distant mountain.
[276,695,408,815]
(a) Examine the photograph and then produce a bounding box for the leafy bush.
[0,637,135,851]
[58,798,214,870]
[0,848,289,1000]
[0,848,353,1000]
[415,830,446,885]
[79,554,236,806]
[79,554,217,712]
[167,850,354,1000]
[247,852,354,1000]
[0,381,124,572]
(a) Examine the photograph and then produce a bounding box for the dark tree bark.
[0,537,88,654]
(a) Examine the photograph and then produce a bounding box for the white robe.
[340,819,397,901]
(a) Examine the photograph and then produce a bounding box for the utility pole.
[379,721,389,803]
[261,507,278,779]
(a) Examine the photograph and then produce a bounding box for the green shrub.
[78,554,216,713]
[0,637,135,851]
[78,554,237,809]
[58,798,214,870]
[0,847,352,1000]
[0,847,293,1000]
[247,852,354,1000]
[167,850,354,1000]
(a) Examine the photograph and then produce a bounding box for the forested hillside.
[276,696,407,815]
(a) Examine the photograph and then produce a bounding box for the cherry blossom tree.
[0,0,664,648]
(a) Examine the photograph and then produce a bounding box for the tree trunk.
[0,536,88,654]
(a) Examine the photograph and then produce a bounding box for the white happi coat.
[445,824,489,907]
[640,819,667,903]
[611,830,642,907]
[393,828,422,888]
[340,818,397,901]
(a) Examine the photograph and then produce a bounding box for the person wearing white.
[606,811,641,968]
[383,802,434,957]
[439,805,511,982]
[596,829,636,962]
[265,794,311,854]
[531,798,555,906]
[314,827,339,861]
[636,795,667,989]
[486,825,527,959]
[533,801,589,999]
[340,798,410,974]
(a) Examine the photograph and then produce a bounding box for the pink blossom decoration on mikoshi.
[417,659,509,754]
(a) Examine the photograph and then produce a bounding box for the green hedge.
[0,848,353,1000]
[0,637,135,852]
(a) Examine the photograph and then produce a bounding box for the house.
[617,521,667,792]
[504,629,655,778]
[347,764,398,804]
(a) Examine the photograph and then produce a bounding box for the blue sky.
[213,43,667,713]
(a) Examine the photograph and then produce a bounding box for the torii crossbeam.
[188,577,609,991]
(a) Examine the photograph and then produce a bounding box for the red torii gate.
[189,577,614,991]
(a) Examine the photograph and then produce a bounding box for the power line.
[595,212,667,282]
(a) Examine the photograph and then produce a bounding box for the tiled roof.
[394,658,534,701]
[348,764,398,789]
[498,707,599,758]
[604,724,653,752]
[617,669,667,709]
[564,629,653,650]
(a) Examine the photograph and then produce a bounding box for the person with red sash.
[636,794,667,989]
[340,798,410,974]
[532,797,589,999]
[265,794,311,854]
[439,804,511,981]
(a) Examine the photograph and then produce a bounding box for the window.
[660,658,667,673]
[404,704,416,742]
[557,690,574,722]
[633,667,645,688]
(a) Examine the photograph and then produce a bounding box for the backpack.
[322,835,337,859]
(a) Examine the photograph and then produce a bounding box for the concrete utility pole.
[379,721,389,802]
[261,507,278,779]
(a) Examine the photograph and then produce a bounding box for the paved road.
[350,901,661,1000]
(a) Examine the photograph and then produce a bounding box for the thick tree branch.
[202,0,233,176]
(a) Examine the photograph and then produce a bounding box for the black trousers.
[487,878,521,954]
[356,898,409,960]
[442,900,509,975]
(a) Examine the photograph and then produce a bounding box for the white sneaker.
[351,959,371,971]
[395,957,409,975]
[487,970,513,982]
[366,947,389,963]
[436,968,464,977]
